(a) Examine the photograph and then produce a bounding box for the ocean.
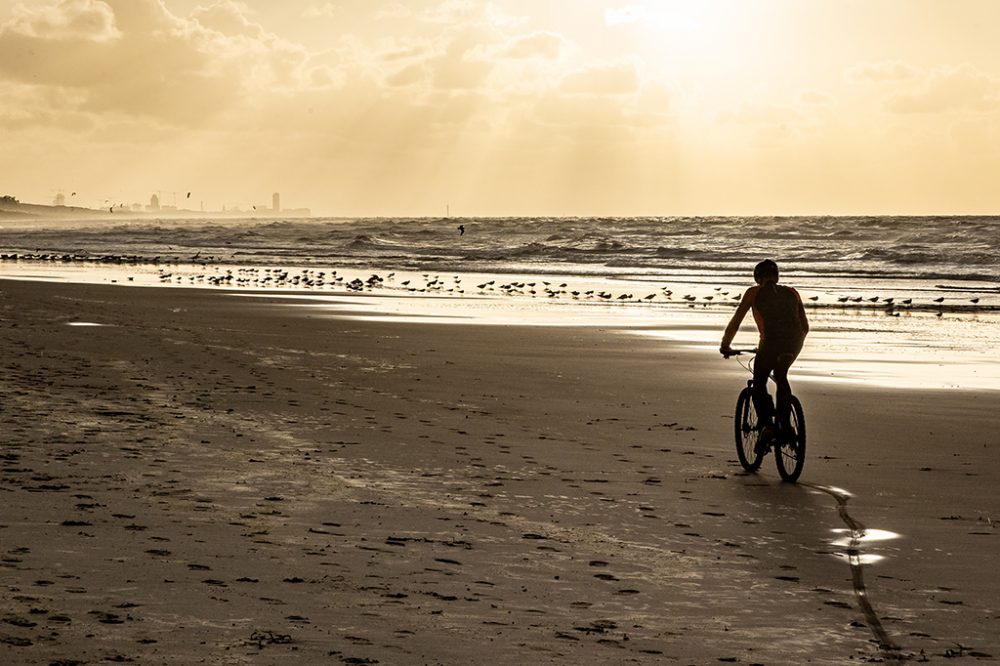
[1,215,997,294]
[1,215,997,389]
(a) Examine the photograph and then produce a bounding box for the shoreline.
[1,278,998,664]
[1,260,998,392]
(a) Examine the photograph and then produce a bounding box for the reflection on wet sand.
[807,484,904,660]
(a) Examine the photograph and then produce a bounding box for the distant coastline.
[0,196,311,220]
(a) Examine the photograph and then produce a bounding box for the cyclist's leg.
[772,343,802,433]
[752,347,777,429]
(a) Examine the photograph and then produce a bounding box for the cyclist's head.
[753,259,779,284]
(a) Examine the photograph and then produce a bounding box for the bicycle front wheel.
[734,387,763,472]
[775,395,806,482]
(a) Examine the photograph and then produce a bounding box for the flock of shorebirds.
[149,265,987,313]
[0,252,986,313]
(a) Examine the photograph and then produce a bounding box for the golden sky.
[1,0,999,216]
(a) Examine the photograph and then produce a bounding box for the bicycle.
[724,349,807,482]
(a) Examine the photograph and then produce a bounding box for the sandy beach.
[1,278,997,665]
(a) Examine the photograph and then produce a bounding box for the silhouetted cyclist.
[720,260,809,449]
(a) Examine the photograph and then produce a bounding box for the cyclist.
[720,260,809,450]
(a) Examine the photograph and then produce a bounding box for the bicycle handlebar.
[721,348,758,358]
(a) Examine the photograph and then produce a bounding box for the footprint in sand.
[89,610,125,624]
[0,636,32,646]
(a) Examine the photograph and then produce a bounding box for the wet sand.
[0,279,997,664]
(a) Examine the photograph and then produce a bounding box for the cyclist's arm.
[720,287,755,353]
[792,287,810,337]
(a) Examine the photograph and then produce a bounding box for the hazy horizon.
[2,0,999,217]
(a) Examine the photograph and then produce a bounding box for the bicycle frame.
[726,349,772,385]
[727,348,807,482]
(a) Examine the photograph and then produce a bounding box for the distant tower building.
[272,192,280,212]
[54,192,66,206]
[148,193,160,211]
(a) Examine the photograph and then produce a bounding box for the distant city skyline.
[0,189,311,219]
[37,189,306,216]
[2,1,1000,216]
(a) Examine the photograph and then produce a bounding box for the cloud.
[302,3,338,19]
[497,31,565,60]
[374,26,498,91]
[885,64,1000,114]
[431,51,493,90]
[4,0,121,42]
[192,1,266,38]
[379,44,431,63]
[0,0,320,126]
[559,62,639,96]
[421,0,478,24]
[385,62,427,88]
[604,4,646,26]
[375,3,412,20]
[845,61,918,84]
[0,80,92,130]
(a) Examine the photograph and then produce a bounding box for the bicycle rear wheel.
[774,395,806,482]
[734,387,764,472]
